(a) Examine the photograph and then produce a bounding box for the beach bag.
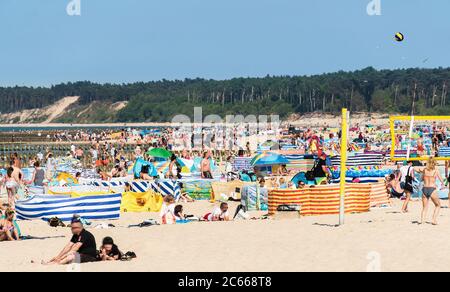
[48,217,66,228]
[277,204,301,212]
[305,171,315,181]
[404,166,414,192]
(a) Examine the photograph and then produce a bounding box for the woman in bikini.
[0,209,20,241]
[3,167,19,210]
[420,158,445,225]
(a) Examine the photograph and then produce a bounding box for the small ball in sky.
[395,32,405,42]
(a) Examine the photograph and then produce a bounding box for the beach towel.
[232,157,252,172]
[121,191,163,213]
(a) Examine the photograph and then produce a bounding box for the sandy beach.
[1,198,448,272]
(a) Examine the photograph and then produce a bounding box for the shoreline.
[0,112,394,129]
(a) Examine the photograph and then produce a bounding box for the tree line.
[0,67,449,122]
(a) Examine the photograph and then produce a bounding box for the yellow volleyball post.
[339,108,348,226]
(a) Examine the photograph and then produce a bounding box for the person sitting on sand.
[204,202,231,222]
[97,168,110,181]
[277,164,289,175]
[43,217,97,265]
[419,158,445,225]
[98,237,122,261]
[139,165,154,181]
[279,178,288,189]
[174,205,185,221]
[297,181,306,189]
[386,172,404,198]
[0,209,20,242]
[160,195,176,225]
[311,153,330,185]
[124,182,132,192]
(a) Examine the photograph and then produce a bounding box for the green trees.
[1,67,449,121]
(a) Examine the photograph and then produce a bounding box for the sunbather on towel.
[204,203,231,222]
[43,217,97,265]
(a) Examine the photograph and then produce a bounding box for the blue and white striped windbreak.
[330,154,383,167]
[15,194,122,222]
[93,181,126,187]
[131,180,181,200]
[438,147,450,157]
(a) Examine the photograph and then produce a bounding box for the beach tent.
[133,158,158,179]
[251,152,289,166]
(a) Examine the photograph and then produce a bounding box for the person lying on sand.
[203,202,231,222]
[0,209,20,242]
[43,217,97,265]
[98,237,122,261]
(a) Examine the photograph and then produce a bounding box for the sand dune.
[0,96,80,124]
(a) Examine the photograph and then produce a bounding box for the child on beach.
[160,195,176,224]
[98,237,122,261]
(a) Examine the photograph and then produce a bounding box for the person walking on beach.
[400,161,415,213]
[3,166,20,209]
[201,152,213,179]
[445,160,450,208]
[29,161,45,187]
[420,158,445,225]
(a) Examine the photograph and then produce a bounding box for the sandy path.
[1,199,449,272]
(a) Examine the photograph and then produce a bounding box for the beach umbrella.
[261,140,280,150]
[146,148,172,159]
[251,152,290,166]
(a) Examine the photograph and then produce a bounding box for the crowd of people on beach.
[2,121,450,266]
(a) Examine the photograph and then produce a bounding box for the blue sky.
[0,0,449,87]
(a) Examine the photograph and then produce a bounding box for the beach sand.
[1,199,449,272]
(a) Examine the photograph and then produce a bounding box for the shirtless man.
[11,160,23,185]
[201,152,213,179]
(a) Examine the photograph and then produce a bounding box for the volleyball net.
[390,115,450,161]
